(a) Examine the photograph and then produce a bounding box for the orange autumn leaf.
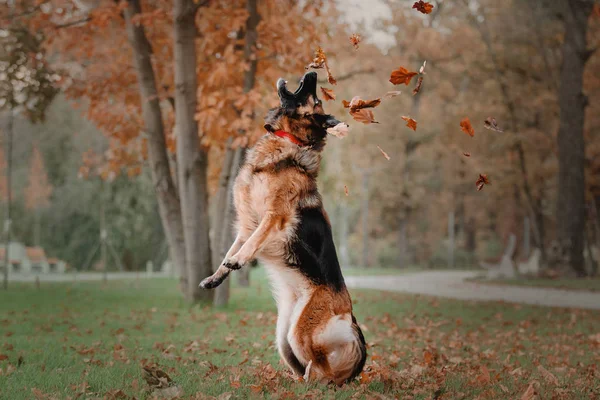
[460,117,475,137]
[520,383,537,400]
[389,66,418,85]
[476,174,490,191]
[413,1,434,14]
[349,33,361,50]
[343,96,382,112]
[306,46,327,70]
[477,365,491,384]
[351,109,378,124]
[320,87,335,101]
[401,116,417,131]
[377,146,390,160]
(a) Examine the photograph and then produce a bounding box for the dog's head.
[264,71,341,149]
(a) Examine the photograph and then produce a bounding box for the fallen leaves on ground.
[402,116,417,131]
[349,33,361,50]
[460,117,475,137]
[320,87,335,101]
[142,364,173,389]
[377,146,391,160]
[389,66,418,85]
[476,173,490,191]
[413,1,434,14]
[484,116,503,132]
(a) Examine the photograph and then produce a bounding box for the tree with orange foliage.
[24,144,53,246]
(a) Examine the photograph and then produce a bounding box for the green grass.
[471,276,600,292]
[0,270,599,399]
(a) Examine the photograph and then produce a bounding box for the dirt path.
[345,270,600,310]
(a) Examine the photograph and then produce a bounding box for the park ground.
[0,269,599,399]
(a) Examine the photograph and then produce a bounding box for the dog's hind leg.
[274,283,304,376]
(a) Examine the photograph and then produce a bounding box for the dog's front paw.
[199,274,226,289]
[222,258,242,270]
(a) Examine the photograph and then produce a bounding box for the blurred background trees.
[0,0,599,302]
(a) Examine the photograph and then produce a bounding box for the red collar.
[273,130,306,146]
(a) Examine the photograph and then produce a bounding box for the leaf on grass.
[463,152,471,157]
[351,109,378,124]
[477,365,491,384]
[320,87,335,101]
[0,354,8,361]
[106,389,128,399]
[413,1,434,14]
[401,116,417,131]
[520,382,537,400]
[460,117,475,137]
[249,384,263,394]
[153,385,183,400]
[423,350,434,366]
[413,76,424,95]
[484,117,503,132]
[499,384,509,393]
[385,90,402,98]
[344,185,349,196]
[537,365,558,386]
[142,365,172,389]
[390,66,418,85]
[476,174,490,191]
[327,123,349,138]
[377,146,390,160]
[349,33,361,50]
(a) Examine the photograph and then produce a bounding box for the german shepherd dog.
[200,71,366,385]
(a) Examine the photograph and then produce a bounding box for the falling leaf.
[484,117,503,132]
[320,87,335,101]
[344,96,382,112]
[419,60,427,74]
[344,185,349,196]
[401,116,417,131]
[385,91,402,98]
[377,146,390,160]
[537,365,558,386]
[306,46,327,70]
[389,66,418,85]
[351,109,378,124]
[326,65,337,85]
[413,1,434,14]
[327,123,349,138]
[142,365,172,389]
[460,117,475,137]
[463,152,471,157]
[520,383,537,400]
[349,33,361,50]
[413,76,424,95]
[476,174,490,191]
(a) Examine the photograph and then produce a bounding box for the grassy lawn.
[470,276,600,292]
[0,270,599,399]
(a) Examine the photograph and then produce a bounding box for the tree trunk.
[174,0,213,302]
[212,140,234,306]
[556,0,593,277]
[124,0,187,292]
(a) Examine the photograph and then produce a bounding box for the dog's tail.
[319,314,367,385]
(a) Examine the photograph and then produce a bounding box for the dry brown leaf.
[401,116,417,131]
[499,384,509,393]
[344,185,349,196]
[320,87,335,101]
[326,123,349,138]
[0,354,8,361]
[460,117,475,137]
[389,67,418,85]
[413,1,434,14]
[537,365,559,386]
[153,385,183,400]
[306,46,326,70]
[351,109,378,124]
[463,152,471,157]
[349,33,361,50]
[413,76,424,95]
[476,174,490,191]
[325,63,337,85]
[477,365,491,384]
[343,96,382,112]
[142,365,172,389]
[377,146,390,161]
[385,90,402,98]
[520,383,537,400]
[484,116,503,132]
